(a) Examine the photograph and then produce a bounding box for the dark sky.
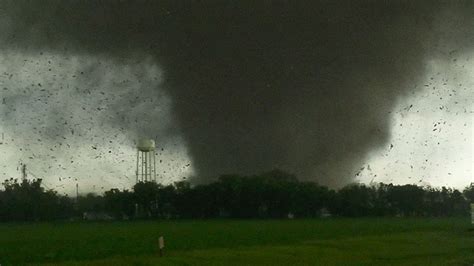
[0,1,472,192]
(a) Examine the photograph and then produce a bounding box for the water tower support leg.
[153,151,156,182]
[143,152,148,182]
[136,150,139,183]
[141,152,144,182]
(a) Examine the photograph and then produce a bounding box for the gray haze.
[0,1,473,187]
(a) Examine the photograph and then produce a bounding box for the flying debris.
[0,1,470,191]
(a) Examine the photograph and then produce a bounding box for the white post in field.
[159,236,165,257]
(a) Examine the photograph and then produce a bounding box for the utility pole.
[76,183,79,203]
[21,163,27,181]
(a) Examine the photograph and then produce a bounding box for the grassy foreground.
[0,218,473,265]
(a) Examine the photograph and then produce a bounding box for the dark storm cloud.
[1,1,472,186]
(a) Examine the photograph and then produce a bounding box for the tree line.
[0,170,473,222]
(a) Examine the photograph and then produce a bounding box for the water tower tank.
[137,139,155,152]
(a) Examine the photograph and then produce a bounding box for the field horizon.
[1,217,473,265]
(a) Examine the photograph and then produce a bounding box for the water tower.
[136,139,157,183]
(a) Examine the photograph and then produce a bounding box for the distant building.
[319,208,331,218]
[471,203,474,225]
[82,212,114,221]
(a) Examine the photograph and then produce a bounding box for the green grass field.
[1,218,473,265]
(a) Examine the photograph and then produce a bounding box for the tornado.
[0,1,472,187]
